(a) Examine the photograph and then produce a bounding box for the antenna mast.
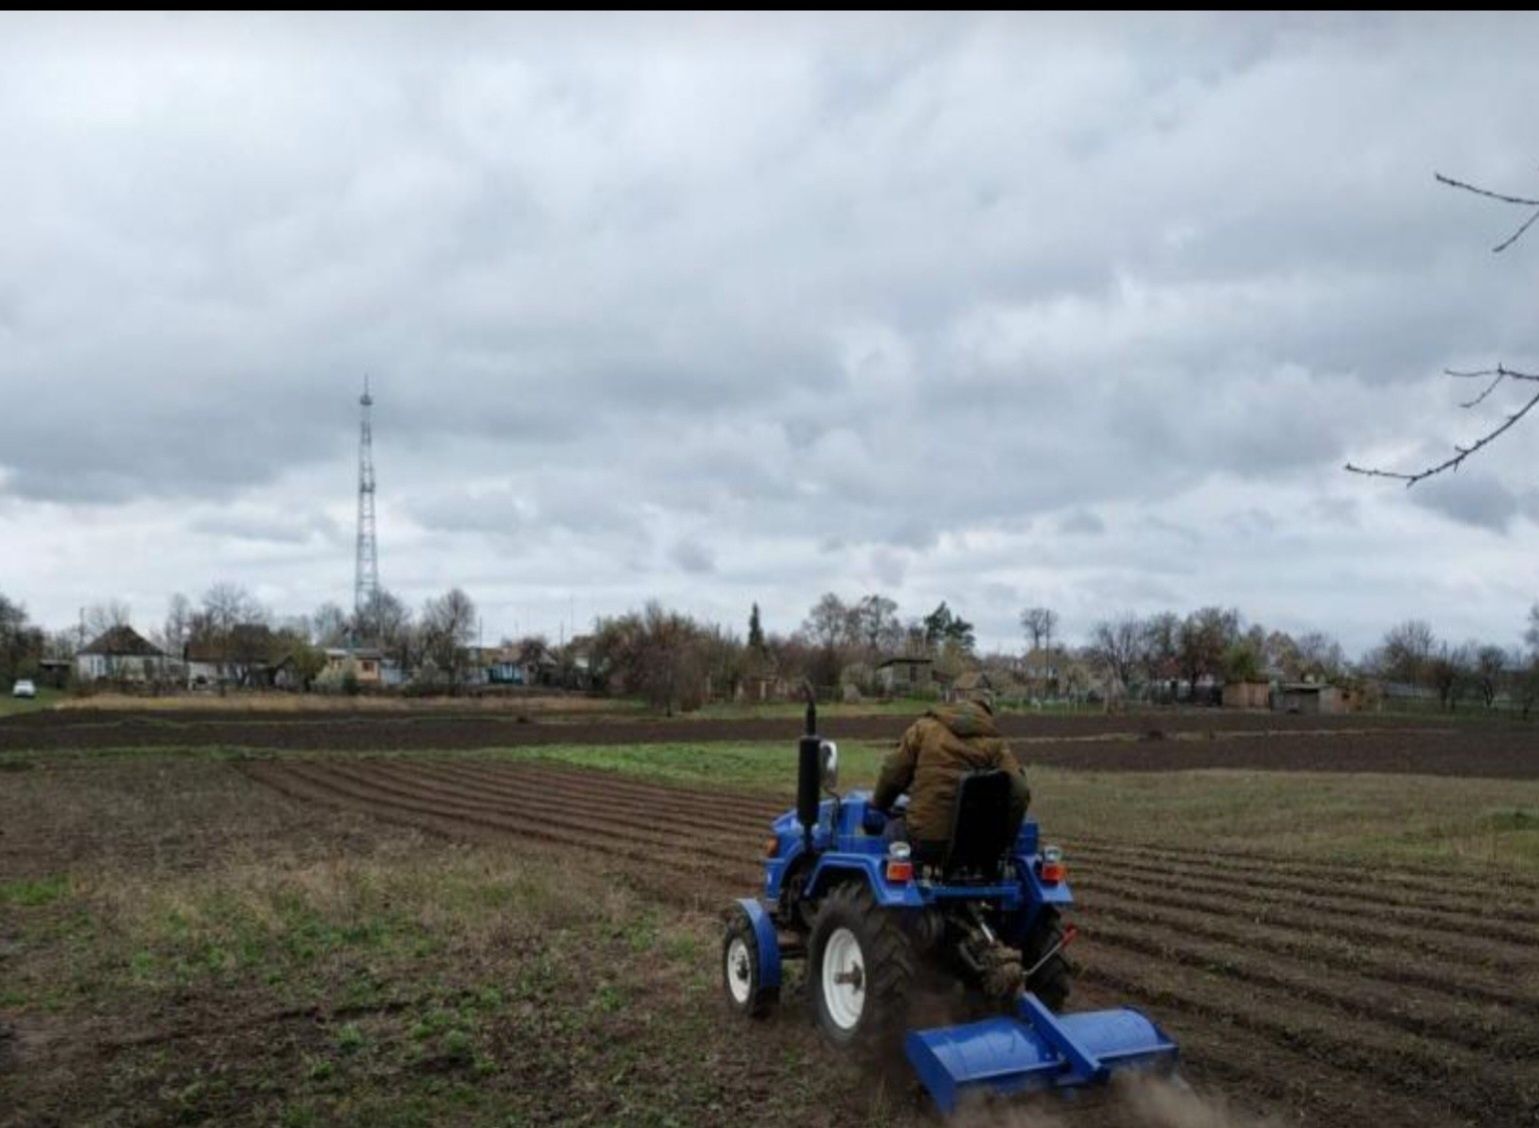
[354,376,380,633]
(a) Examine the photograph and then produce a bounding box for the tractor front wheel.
[808,883,915,1053]
[722,909,778,1018]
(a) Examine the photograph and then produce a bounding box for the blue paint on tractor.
[733,896,781,990]
[905,995,1179,1115]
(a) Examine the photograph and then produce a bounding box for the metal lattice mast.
[353,377,380,626]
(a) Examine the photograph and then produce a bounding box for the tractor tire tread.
[723,910,779,1018]
[809,882,916,1056]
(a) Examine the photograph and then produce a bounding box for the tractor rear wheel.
[1020,906,1072,1012]
[722,909,778,1018]
[808,883,915,1054]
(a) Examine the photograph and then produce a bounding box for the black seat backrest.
[942,769,1020,882]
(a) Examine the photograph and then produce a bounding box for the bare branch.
[1345,383,1539,486]
[1456,370,1507,409]
[1493,206,1539,253]
[1435,172,1539,253]
[1435,172,1539,207]
[1445,364,1539,382]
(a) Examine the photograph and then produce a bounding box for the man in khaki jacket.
[870,695,1030,858]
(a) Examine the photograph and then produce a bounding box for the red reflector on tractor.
[886,860,914,882]
[1039,844,1066,884]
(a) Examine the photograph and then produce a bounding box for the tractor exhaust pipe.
[797,683,820,853]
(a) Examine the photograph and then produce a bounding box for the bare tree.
[1178,607,1239,696]
[1427,642,1474,712]
[85,600,132,640]
[851,594,901,657]
[201,583,265,633]
[1140,611,1181,687]
[1474,644,1508,709]
[1380,619,1436,687]
[355,588,411,660]
[1526,602,1539,657]
[419,588,477,689]
[310,602,351,648]
[1295,630,1347,682]
[1089,615,1146,699]
[802,593,849,651]
[159,593,192,658]
[1020,607,1058,654]
[1347,172,1539,485]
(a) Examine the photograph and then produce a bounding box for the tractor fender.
[803,855,926,909]
[734,898,782,990]
[1020,856,1074,907]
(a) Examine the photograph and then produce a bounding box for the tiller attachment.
[905,992,1178,1115]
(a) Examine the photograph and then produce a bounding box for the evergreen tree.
[748,603,765,652]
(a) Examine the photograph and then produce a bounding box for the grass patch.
[0,685,65,716]
[1030,768,1539,870]
[0,874,71,906]
[479,739,890,793]
[479,742,1539,873]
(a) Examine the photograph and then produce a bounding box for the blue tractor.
[722,698,1179,1115]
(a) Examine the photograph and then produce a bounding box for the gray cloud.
[669,538,716,575]
[1057,510,1105,536]
[1411,474,1522,533]
[2,13,1538,655]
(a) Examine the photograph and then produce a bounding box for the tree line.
[5,584,1538,716]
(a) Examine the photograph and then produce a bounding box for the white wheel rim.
[821,927,865,1031]
[726,937,753,1004]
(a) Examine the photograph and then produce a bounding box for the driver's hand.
[862,805,888,835]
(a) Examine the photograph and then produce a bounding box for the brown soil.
[236,758,1539,1127]
[4,708,1537,779]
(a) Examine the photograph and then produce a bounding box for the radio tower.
[353,376,380,631]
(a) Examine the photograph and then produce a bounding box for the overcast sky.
[2,12,1537,656]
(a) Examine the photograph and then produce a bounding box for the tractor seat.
[937,769,1022,883]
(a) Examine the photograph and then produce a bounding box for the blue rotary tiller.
[721,699,1178,1115]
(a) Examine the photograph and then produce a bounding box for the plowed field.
[242,758,1539,1127]
[6,708,1537,779]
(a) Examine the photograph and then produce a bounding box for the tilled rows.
[11,709,1539,780]
[240,759,1539,1127]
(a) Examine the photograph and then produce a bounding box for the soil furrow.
[1075,887,1539,1018]
[255,763,756,891]
[1070,850,1539,942]
[1077,872,1539,976]
[1084,913,1539,1057]
[1071,834,1539,898]
[1079,942,1539,1126]
[414,760,781,834]
[290,763,753,874]
[1071,842,1539,923]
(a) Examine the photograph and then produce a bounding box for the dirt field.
[4,729,1538,1126]
[236,758,1539,1127]
[2,707,1535,779]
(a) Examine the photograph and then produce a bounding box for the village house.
[876,655,935,697]
[75,625,169,683]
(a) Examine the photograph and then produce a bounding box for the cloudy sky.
[2,12,1537,655]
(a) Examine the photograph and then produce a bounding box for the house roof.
[953,670,993,691]
[877,656,933,669]
[80,625,164,658]
[324,647,384,661]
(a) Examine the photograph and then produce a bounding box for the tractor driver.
[867,690,1030,863]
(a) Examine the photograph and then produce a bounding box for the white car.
[11,679,36,699]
